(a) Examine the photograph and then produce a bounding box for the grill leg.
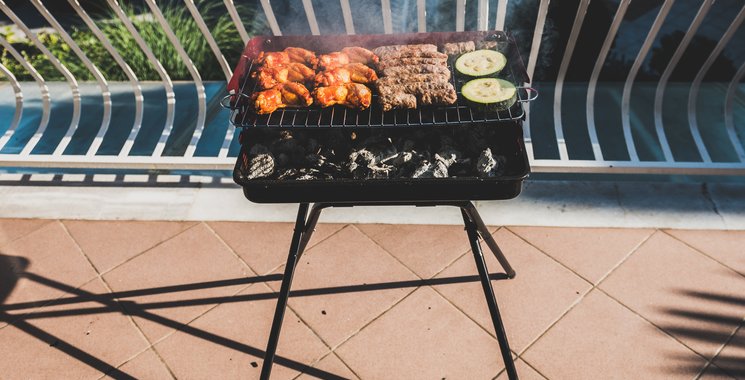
[462,208,518,380]
[260,203,310,380]
[296,203,326,257]
[461,202,516,278]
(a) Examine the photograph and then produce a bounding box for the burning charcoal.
[381,151,413,166]
[401,139,416,152]
[306,138,319,155]
[247,144,275,179]
[412,162,434,178]
[492,155,507,176]
[306,153,326,168]
[296,168,331,181]
[276,152,291,167]
[360,136,398,163]
[276,168,299,180]
[368,165,394,179]
[348,149,376,177]
[477,148,497,176]
[272,135,306,165]
[432,160,449,178]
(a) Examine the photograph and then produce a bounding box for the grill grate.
[229,52,534,128]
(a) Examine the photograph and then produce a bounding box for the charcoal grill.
[225,30,535,380]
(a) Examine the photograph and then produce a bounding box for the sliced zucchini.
[461,78,517,111]
[454,49,507,77]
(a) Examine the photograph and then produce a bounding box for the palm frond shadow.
[658,286,745,378]
[0,253,508,379]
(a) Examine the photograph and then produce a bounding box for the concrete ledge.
[1,179,743,229]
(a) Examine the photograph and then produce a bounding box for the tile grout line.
[660,229,745,280]
[693,316,745,380]
[208,221,352,376]
[360,226,502,340]
[594,286,714,369]
[59,220,179,380]
[508,227,656,358]
[517,355,552,380]
[0,218,55,251]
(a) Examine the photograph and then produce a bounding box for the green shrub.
[0,0,265,82]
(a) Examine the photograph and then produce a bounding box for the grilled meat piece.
[254,62,315,89]
[251,82,313,114]
[341,47,379,65]
[375,73,451,86]
[380,64,451,79]
[376,81,457,111]
[372,44,438,58]
[318,52,350,70]
[314,63,378,87]
[377,57,448,70]
[378,92,417,111]
[257,51,290,67]
[284,47,317,68]
[313,83,372,109]
[375,50,448,61]
[441,41,476,55]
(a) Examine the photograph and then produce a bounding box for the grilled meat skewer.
[314,63,379,87]
[341,47,379,65]
[251,82,313,114]
[377,57,448,70]
[314,83,372,109]
[380,64,451,79]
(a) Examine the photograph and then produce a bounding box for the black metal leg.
[296,203,327,257]
[462,208,518,380]
[260,203,310,380]
[461,202,516,278]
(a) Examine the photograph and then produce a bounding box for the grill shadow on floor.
[0,254,508,379]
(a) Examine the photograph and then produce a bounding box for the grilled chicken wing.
[313,83,372,109]
[341,47,379,65]
[318,52,350,70]
[344,63,378,83]
[314,63,378,87]
[251,82,313,114]
[254,62,314,89]
[254,66,289,89]
[285,47,318,68]
[257,51,290,67]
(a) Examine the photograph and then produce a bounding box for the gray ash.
[241,125,512,181]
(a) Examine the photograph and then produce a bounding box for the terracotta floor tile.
[496,359,547,380]
[699,364,738,380]
[509,226,653,284]
[267,225,419,348]
[599,231,745,360]
[523,290,706,380]
[433,228,590,352]
[712,324,745,379]
[357,224,494,279]
[335,286,504,379]
[665,229,745,276]
[0,221,99,310]
[102,223,253,342]
[0,218,50,247]
[64,220,195,273]
[295,352,359,380]
[105,349,174,380]
[0,278,149,379]
[155,283,331,380]
[209,222,345,275]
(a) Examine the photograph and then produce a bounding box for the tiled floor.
[0,218,743,379]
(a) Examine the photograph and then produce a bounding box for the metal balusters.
[0,62,22,150]
[586,0,631,161]
[29,0,112,157]
[495,0,508,31]
[68,0,145,158]
[340,0,356,34]
[223,0,250,43]
[654,0,713,163]
[687,4,745,163]
[418,0,427,32]
[259,0,282,36]
[0,0,81,157]
[477,0,489,31]
[0,37,50,154]
[725,60,745,162]
[301,0,321,35]
[553,0,591,160]
[106,0,176,158]
[381,0,394,33]
[456,0,466,31]
[621,0,674,162]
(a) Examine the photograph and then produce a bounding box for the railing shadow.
[0,253,507,379]
[659,284,745,378]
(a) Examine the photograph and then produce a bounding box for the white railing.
[0,0,743,175]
